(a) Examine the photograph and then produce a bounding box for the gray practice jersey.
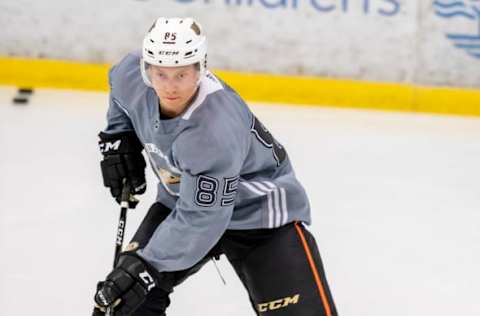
[103,52,312,272]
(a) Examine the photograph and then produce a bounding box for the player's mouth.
[165,97,179,101]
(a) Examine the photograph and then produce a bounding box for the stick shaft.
[107,180,131,316]
[113,204,128,267]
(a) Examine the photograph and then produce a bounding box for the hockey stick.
[105,179,133,316]
[113,179,131,267]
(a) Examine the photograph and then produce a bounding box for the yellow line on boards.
[0,56,479,116]
[0,57,110,91]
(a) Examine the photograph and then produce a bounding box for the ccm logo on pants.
[257,294,300,312]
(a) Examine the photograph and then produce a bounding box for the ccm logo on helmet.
[158,51,180,56]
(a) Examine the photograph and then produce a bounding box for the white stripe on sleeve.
[280,187,288,225]
[262,181,282,228]
[250,181,275,228]
[241,182,265,196]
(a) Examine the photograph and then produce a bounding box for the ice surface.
[1,86,479,315]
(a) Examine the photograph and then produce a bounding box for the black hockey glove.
[93,253,158,316]
[98,131,146,208]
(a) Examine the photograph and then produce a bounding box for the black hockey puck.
[13,96,29,104]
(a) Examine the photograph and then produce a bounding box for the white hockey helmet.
[141,17,208,87]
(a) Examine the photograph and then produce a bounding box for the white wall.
[0,0,479,87]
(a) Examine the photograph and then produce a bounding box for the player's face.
[148,64,200,117]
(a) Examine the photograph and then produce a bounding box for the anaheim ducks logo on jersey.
[158,168,181,184]
[144,143,182,195]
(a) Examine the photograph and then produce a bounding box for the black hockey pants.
[130,202,337,316]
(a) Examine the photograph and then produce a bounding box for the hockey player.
[93,17,337,316]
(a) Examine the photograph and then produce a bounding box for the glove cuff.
[117,252,176,293]
[116,253,158,291]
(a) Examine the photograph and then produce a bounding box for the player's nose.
[163,80,178,94]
